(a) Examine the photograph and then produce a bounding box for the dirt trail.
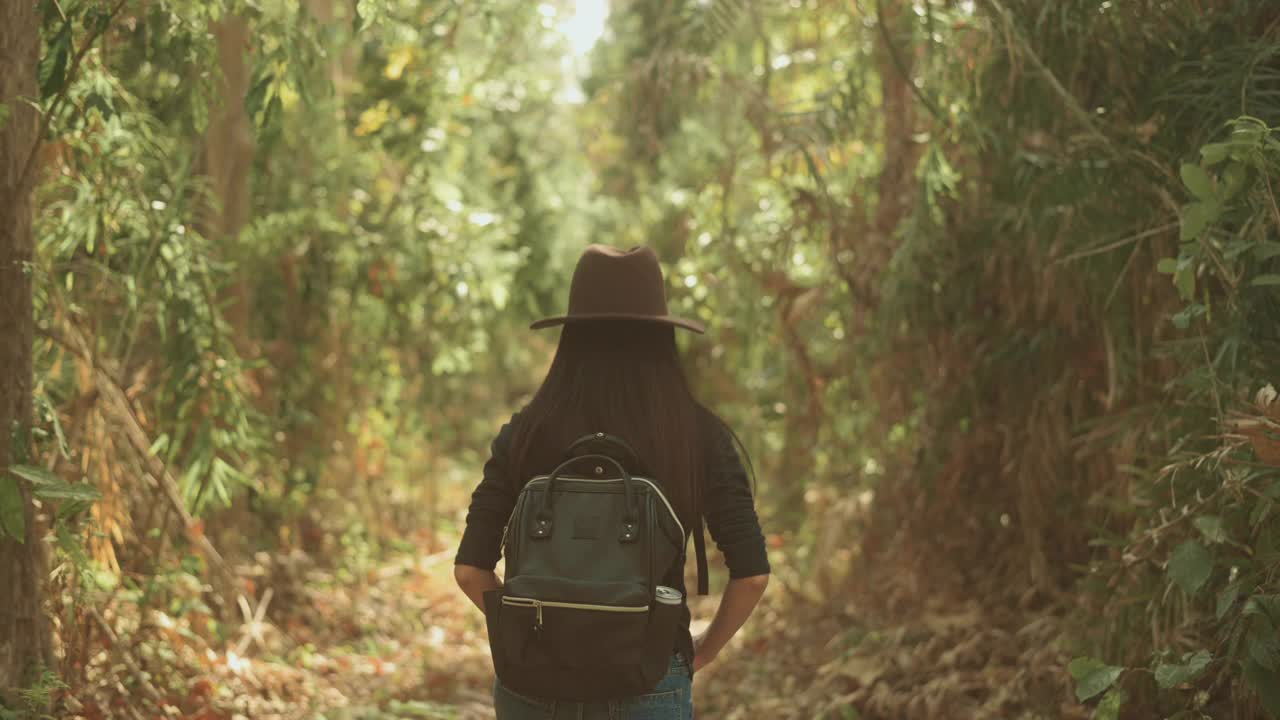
[72,540,1074,719]
[192,543,766,719]
[180,545,496,719]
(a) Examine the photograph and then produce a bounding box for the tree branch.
[38,322,241,613]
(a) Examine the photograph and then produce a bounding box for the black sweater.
[455,407,771,664]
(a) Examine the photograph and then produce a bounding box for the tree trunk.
[0,0,53,691]
[834,0,920,309]
[871,0,917,255]
[206,17,255,335]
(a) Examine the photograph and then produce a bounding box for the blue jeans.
[493,654,694,720]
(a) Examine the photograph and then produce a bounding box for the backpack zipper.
[501,596,648,614]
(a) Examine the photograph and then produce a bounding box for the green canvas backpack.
[483,432,705,701]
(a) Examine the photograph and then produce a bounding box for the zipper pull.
[532,600,544,636]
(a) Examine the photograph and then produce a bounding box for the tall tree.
[0,0,52,692]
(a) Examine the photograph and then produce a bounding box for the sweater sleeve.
[701,413,771,579]
[455,416,519,570]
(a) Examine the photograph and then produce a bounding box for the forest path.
[166,538,1076,720]
[191,540,496,720]
[191,536,781,720]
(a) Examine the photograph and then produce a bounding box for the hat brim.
[530,313,705,334]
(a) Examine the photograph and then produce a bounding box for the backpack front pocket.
[498,594,650,668]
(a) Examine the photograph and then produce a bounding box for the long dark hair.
[507,321,707,531]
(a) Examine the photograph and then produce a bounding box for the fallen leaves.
[59,542,495,720]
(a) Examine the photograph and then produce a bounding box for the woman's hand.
[690,574,768,673]
[453,564,501,612]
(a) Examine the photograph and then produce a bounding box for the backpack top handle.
[531,453,641,543]
[563,432,641,468]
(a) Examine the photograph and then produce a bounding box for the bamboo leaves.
[0,465,100,542]
[10,464,101,504]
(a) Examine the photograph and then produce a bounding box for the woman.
[454,245,770,719]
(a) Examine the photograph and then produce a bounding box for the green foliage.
[1068,657,1124,702]
[1245,656,1280,716]
[848,2,1280,716]
[1080,113,1280,719]
[1168,540,1212,596]
[1164,117,1280,322]
[1145,119,1280,714]
[16,0,1280,716]
[0,668,68,719]
[31,0,589,532]
[10,465,101,505]
[24,0,593,709]
[1093,687,1124,720]
[1154,650,1213,689]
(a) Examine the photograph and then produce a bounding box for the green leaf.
[1248,629,1280,671]
[1180,163,1216,200]
[1154,650,1212,688]
[1173,264,1196,301]
[0,476,26,542]
[356,0,383,30]
[1229,121,1265,148]
[37,24,72,98]
[244,72,274,124]
[35,482,101,503]
[1222,162,1248,198]
[9,465,101,503]
[1251,275,1280,287]
[1194,515,1227,543]
[1255,242,1280,261]
[1156,257,1178,274]
[1243,595,1280,624]
[1200,142,1231,165]
[1180,201,1218,241]
[1095,686,1123,720]
[1171,304,1206,329]
[1218,582,1241,620]
[9,464,59,486]
[1068,657,1124,702]
[1245,658,1280,718]
[1168,540,1212,595]
[0,103,10,131]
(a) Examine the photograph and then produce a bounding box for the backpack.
[482,432,708,701]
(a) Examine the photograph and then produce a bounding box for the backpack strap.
[693,513,709,596]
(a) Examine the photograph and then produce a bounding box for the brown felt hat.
[530,244,705,334]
